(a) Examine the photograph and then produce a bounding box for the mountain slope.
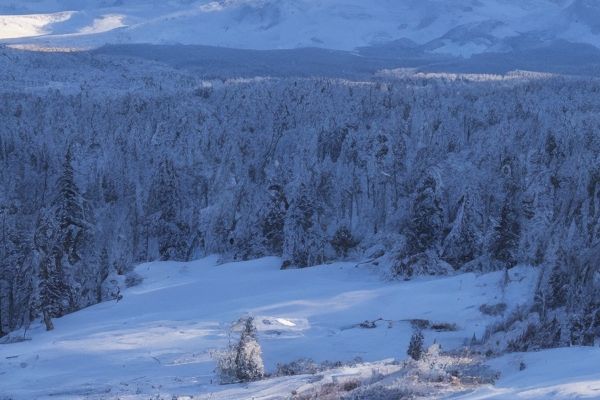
[0,256,540,398]
[1,0,600,58]
[1,256,598,399]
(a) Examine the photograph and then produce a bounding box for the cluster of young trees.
[0,49,598,346]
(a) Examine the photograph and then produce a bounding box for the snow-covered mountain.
[1,0,600,58]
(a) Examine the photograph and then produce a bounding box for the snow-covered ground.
[1,0,600,57]
[1,256,596,399]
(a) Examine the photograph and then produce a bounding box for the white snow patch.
[78,14,126,35]
[0,11,74,39]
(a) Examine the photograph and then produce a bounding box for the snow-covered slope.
[1,0,600,57]
[1,256,595,399]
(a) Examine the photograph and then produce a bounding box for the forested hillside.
[0,49,599,349]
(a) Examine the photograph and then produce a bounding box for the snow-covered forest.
[0,45,599,357]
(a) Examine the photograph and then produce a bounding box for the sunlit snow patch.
[78,14,126,35]
[0,11,75,39]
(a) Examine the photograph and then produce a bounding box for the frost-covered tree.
[282,184,324,268]
[145,158,189,261]
[261,184,288,255]
[442,193,481,268]
[548,262,569,309]
[34,210,71,330]
[407,329,424,361]
[490,199,521,268]
[53,149,90,265]
[234,317,265,382]
[215,316,265,383]
[97,247,110,303]
[406,174,444,255]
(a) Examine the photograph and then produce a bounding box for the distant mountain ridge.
[1,0,600,60]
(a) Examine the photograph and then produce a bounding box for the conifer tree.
[261,184,288,255]
[407,329,424,361]
[145,158,188,260]
[34,211,71,330]
[53,148,88,265]
[407,175,444,255]
[97,247,110,302]
[234,317,265,382]
[491,199,521,268]
[282,184,324,268]
[548,263,569,309]
[442,193,481,268]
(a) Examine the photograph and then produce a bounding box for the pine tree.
[282,184,324,268]
[97,247,110,302]
[234,317,265,382]
[53,149,98,309]
[38,250,71,328]
[548,264,569,309]
[407,175,444,255]
[261,184,288,255]
[34,211,72,330]
[491,199,521,268]
[442,193,481,268]
[407,329,424,360]
[145,158,188,260]
[53,148,88,265]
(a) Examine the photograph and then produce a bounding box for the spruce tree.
[234,317,265,382]
[53,148,87,265]
[97,247,110,302]
[282,184,324,268]
[261,184,288,255]
[442,194,481,268]
[407,175,444,255]
[491,200,521,268]
[146,158,188,260]
[34,211,72,330]
[407,329,424,361]
[548,263,569,309]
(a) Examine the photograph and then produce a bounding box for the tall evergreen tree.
[34,211,71,331]
[407,329,424,361]
[282,184,324,268]
[442,193,481,268]
[261,184,288,255]
[53,148,88,265]
[407,175,444,255]
[491,199,521,268]
[145,158,188,261]
[548,256,569,309]
[234,317,265,382]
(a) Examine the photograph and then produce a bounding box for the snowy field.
[1,256,597,399]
